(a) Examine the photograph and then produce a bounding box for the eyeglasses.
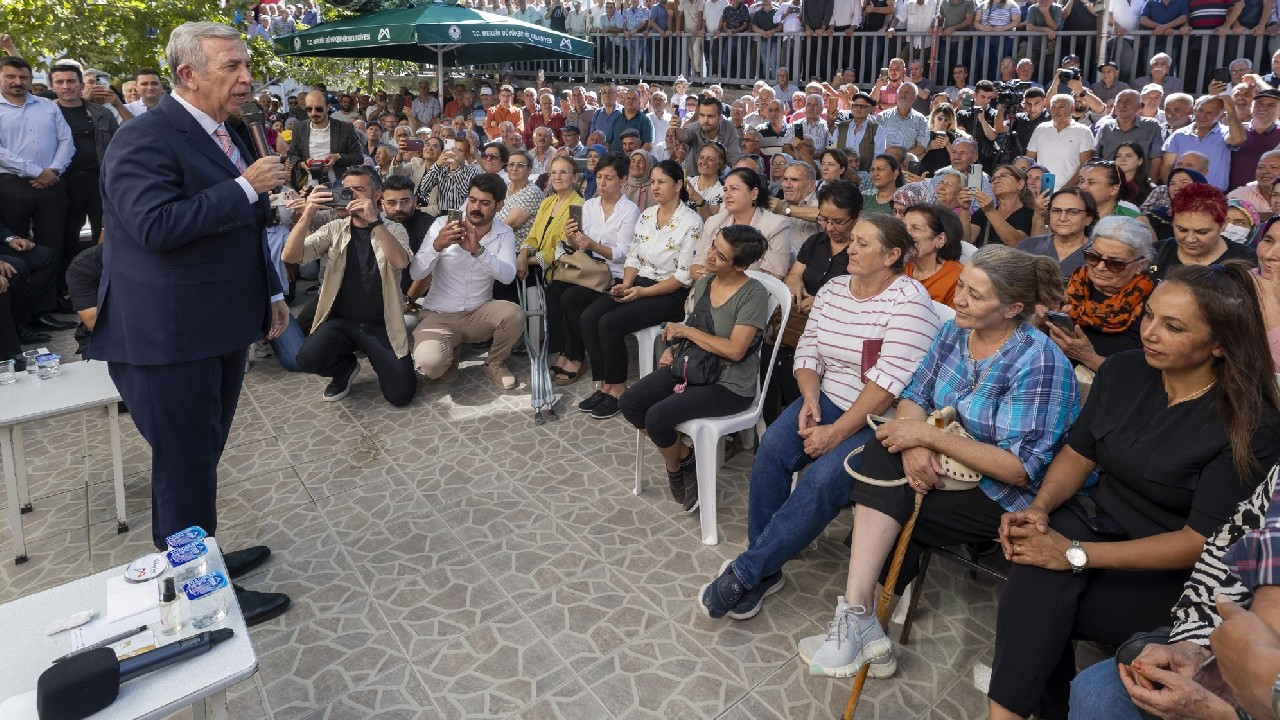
[507,161,528,169]
[816,214,854,228]
[1085,159,1117,168]
[483,153,503,160]
[991,173,1017,182]
[851,103,872,110]
[304,106,326,113]
[1048,207,1087,217]
[1082,244,1141,273]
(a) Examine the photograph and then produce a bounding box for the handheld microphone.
[35,629,234,720]
[239,102,272,161]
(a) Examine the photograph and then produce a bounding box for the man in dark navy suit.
[88,21,290,625]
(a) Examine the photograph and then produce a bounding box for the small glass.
[0,359,14,385]
[183,572,230,629]
[21,349,37,374]
[35,353,60,379]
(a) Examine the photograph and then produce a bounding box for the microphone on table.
[36,628,234,720]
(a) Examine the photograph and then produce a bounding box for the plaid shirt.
[901,321,1080,512]
[721,0,752,29]
[1224,476,1280,592]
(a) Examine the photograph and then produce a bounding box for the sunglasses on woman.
[1082,243,1141,273]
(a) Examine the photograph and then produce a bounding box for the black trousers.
[60,170,102,296]
[296,317,417,407]
[619,369,752,448]
[0,291,19,360]
[0,175,68,285]
[0,244,58,322]
[581,277,688,385]
[988,509,1189,720]
[760,344,799,425]
[108,349,248,549]
[546,279,611,361]
[849,439,1008,594]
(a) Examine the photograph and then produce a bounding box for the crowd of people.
[11,11,1280,718]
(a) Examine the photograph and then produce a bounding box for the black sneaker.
[667,469,685,504]
[322,364,359,401]
[590,394,620,419]
[577,390,607,413]
[682,473,700,513]
[727,570,785,620]
[699,560,747,619]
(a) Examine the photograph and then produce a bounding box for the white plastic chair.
[633,271,792,545]
[630,324,665,379]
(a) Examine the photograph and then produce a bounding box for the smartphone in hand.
[1046,310,1074,332]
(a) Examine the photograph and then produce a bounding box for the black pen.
[51,624,150,663]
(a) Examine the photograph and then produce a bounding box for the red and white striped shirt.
[794,274,941,410]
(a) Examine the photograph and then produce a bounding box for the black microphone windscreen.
[240,102,265,127]
[36,648,120,720]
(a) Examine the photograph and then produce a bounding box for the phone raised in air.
[1212,67,1231,84]
[404,138,424,152]
[967,164,983,191]
[567,205,583,228]
[1041,172,1056,194]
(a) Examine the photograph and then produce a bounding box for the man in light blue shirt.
[1161,94,1245,191]
[0,55,74,303]
[620,0,649,76]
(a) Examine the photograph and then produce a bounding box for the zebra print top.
[1170,463,1278,646]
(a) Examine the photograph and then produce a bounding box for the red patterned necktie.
[212,125,246,172]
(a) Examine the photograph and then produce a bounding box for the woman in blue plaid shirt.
[801,244,1080,680]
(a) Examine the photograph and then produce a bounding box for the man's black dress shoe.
[55,296,74,314]
[233,584,291,627]
[18,328,50,344]
[224,545,271,578]
[29,314,78,331]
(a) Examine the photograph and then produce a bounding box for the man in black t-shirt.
[284,167,417,406]
[380,175,436,306]
[994,87,1050,163]
[50,64,117,309]
[956,81,1006,169]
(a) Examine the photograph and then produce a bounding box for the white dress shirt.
[579,195,641,278]
[412,217,518,313]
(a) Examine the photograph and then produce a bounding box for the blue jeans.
[733,394,873,587]
[1069,659,1144,720]
[758,36,780,78]
[267,314,304,372]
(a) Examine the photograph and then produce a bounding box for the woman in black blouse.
[988,261,1280,720]
[762,180,863,422]
[969,164,1035,247]
[1151,183,1256,282]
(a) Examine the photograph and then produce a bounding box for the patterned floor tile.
[411,449,512,507]
[0,528,90,603]
[316,473,433,543]
[412,607,577,719]
[16,486,86,543]
[473,518,600,607]
[215,500,339,576]
[238,542,369,641]
[277,421,374,467]
[613,526,735,620]
[299,664,438,720]
[340,512,470,595]
[217,436,293,486]
[372,555,516,661]
[501,677,611,720]
[257,596,406,720]
[558,493,680,561]
[86,470,150,526]
[679,591,817,688]
[523,564,666,674]
[577,621,751,719]
[216,468,315,525]
[436,484,554,546]
[293,442,398,501]
[87,509,159,573]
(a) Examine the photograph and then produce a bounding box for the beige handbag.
[843,406,983,490]
[553,251,613,292]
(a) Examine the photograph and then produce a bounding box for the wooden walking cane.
[841,491,925,720]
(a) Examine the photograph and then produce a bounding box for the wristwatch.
[470,247,484,258]
[784,202,793,217]
[1065,540,1088,573]
[367,218,383,229]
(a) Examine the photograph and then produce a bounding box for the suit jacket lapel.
[159,96,242,178]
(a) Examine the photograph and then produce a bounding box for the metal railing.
[503,29,1279,93]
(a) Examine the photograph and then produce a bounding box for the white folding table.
[0,538,257,719]
[0,360,129,564]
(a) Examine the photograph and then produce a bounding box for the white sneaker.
[799,633,897,678]
[252,340,273,359]
[804,596,893,678]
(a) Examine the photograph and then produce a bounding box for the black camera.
[1057,67,1081,84]
[306,159,327,183]
[324,184,354,208]
[995,81,1033,109]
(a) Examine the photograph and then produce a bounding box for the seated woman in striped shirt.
[698,213,944,622]
[800,245,1080,681]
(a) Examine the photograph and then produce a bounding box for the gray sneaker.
[805,596,893,677]
[799,629,897,679]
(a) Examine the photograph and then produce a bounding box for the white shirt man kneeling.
[410,172,524,389]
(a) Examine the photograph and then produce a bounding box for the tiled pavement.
[0,331,1016,719]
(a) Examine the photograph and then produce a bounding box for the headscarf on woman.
[580,143,607,200]
[624,149,656,210]
[892,180,936,209]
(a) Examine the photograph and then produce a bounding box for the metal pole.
[367,57,374,93]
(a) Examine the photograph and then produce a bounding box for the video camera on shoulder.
[995,81,1034,109]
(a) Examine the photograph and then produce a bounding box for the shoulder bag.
[843,406,983,490]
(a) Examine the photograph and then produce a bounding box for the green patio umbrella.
[273,0,594,91]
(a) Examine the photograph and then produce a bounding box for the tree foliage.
[0,0,417,89]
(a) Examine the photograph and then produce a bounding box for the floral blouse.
[625,202,702,286]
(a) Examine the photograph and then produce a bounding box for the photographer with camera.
[993,85,1048,165]
[956,80,1006,170]
[1045,64,1105,120]
[286,90,364,189]
[284,166,416,406]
